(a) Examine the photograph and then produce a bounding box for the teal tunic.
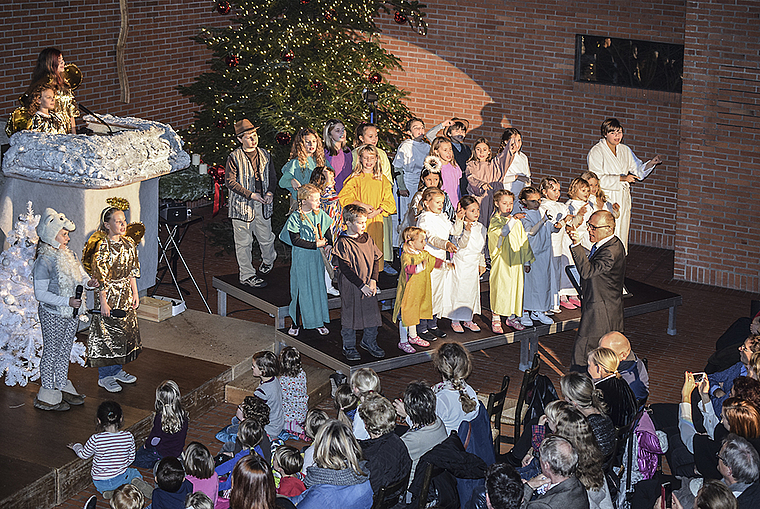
[278,156,333,198]
[280,209,333,329]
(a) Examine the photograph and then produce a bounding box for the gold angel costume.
[83,231,141,367]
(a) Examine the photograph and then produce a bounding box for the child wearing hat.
[33,208,98,410]
[226,119,278,288]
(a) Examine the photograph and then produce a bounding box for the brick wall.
[675,0,760,293]
[0,0,229,130]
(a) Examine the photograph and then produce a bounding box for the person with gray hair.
[523,435,589,509]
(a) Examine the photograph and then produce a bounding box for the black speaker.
[160,202,191,223]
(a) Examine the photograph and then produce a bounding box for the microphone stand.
[78,104,114,136]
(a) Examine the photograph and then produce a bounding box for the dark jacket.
[151,479,194,509]
[406,432,488,509]
[457,403,496,509]
[360,431,412,493]
[595,375,638,430]
[737,482,760,509]
[570,236,626,365]
[525,476,590,509]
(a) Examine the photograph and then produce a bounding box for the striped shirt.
[72,431,136,480]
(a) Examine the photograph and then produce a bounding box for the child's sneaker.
[429,327,447,339]
[463,321,481,332]
[507,317,526,331]
[559,299,577,310]
[450,321,465,333]
[131,478,154,499]
[520,312,533,327]
[408,335,430,347]
[530,311,554,325]
[568,296,581,307]
[359,340,385,359]
[398,341,417,353]
[418,330,436,341]
[343,348,361,361]
[383,265,398,275]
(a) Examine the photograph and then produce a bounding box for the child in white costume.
[443,196,486,333]
[516,188,554,327]
[565,177,594,251]
[392,118,430,247]
[496,128,531,198]
[33,208,98,411]
[538,178,571,314]
[587,117,661,252]
[581,170,621,218]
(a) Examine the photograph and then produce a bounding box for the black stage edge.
[0,348,231,509]
[275,278,682,375]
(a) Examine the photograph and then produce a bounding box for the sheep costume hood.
[37,208,75,248]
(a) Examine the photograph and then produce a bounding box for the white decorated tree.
[0,202,86,387]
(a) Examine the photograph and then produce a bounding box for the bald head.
[599,331,631,361]
[591,210,615,227]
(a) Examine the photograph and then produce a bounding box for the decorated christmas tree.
[179,0,427,170]
[0,202,86,387]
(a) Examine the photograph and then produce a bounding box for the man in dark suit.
[568,210,626,372]
[523,436,589,509]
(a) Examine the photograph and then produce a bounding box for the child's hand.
[578,204,588,217]
[360,284,374,297]
[483,183,492,191]
[447,261,455,270]
[369,279,377,295]
[513,212,526,219]
[368,208,382,219]
[456,205,466,220]
[67,443,77,450]
[398,189,409,197]
[88,278,99,288]
[465,221,473,231]
[101,301,111,317]
[132,293,140,309]
[69,297,82,308]
[445,241,458,253]
[479,265,487,276]
[291,179,301,190]
[316,238,327,248]
[612,203,620,212]
[524,264,531,273]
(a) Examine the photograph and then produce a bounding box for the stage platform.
[213,266,400,328]
[276,278,682,375]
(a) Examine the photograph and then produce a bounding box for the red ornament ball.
[216,119,228,128]
[276,132,292,146]
[311,80,324,93]
[324,9,336,21]
[225,55,239,67]
[216,1,231,15]
[282,50,295,62]
[300,0,311,4]
[394,11,407,24]
[369,72,382,84]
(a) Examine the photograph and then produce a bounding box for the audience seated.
[522,435,590,509]
[705,308,760,374]
[598,332,649,406]
[587,347,638,430]
[708,335,760,417]
[560,374,616,459]
[229,454,295,509]
[470,463,524,509]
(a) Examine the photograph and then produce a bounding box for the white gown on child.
[443,221,486,321]
[518,206,552,313]
[393,139,430,246]
[565,198,594,251]
[499,151,531,197]
[417,210,455,317]
[539,199,569,309]
[587,138,651,253]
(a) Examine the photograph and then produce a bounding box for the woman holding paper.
[586,118,662,252]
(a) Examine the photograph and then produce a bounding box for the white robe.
[539,199,569,309]
[393,139,429,246]
[443,221,486,321]
[517,206,552,312]
[566,198,594,251]
[498,150,531,197]
[587,138,651,252]
[417,211,456,317]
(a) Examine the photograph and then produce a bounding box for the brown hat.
[235,119,258,136]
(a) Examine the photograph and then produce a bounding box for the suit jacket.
[524,476,590,509]
[570,236,626,351]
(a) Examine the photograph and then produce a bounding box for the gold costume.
[5,77,80,137]
[28,112,68,134]
[84,234,141,368]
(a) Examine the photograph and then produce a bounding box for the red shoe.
[491,320,503,334]
[507,318,526,331]
[559,299,577,310]
[463,321,481,332]
[408,335,430,347]
[568,296,581,307]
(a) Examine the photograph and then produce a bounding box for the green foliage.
[158,170,214,202]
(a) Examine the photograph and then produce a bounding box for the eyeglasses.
[586,222,612,231]
[716,453,727,464]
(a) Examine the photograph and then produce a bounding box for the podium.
[0,115,191,293]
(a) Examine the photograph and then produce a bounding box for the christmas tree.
[0,202,86,387]
[179,0,427,170]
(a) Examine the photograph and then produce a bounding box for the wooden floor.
[0,347,230,509]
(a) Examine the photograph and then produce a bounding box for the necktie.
[589,244,598,258]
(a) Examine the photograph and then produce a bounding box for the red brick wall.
[675,0,760,293]
[0,0,229,130]
[376,0,686,251]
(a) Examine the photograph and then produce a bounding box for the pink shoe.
[507,318,526,331]
[491,320,503,334]
[408,335,430,347]
[568,296,581,307]
[398,341,417,353]
[451,321,465,333]
[463,321,481,332]
[559,299,577,310]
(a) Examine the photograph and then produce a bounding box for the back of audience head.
[313,419,366,476]
[740,335,760,367]
[598,332,631,361]
[273,444,304,476]
[305,408,329,440]
[240,395,271,427]
[230,454,276,509]
[748,352,760,381]
[730,376,760,410]
[587,347,620,379]
[96,400,123,430]
[156,456,185,493]
[539,435,578,479]
[485,463,523,509]
[155,380,187,434]
[721,434,760,484]
[184,491,214,509]
[722,398,760,439]
[350,367,380,398]
[433,341,477,413]
[358,393,396,438]
[238,417,264,450]
[253,350,280,377]
[695,479,737,509]
[560,372,608,414]
[334,383,360,426]
[109,483,144,509]
[183,441,214,480]
[404,381,437,428]
[279,346,303,378]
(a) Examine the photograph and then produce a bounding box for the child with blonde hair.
[429,137,462,208]
[339,144,396,271]
[392,118,430,247]
[516,187,554,326]
[466,138,503,226]
[279,346,308,439]
[580,170,620,217]
[133,380,189,468]
[252,350,285,440]
[109,483,145,509]
[279,128,328,208]
[302,409,329,473]
[349,367,381,440]
[323,119,353,191]
[432,342,479,433]
[538,177,573,313]
[399,156,455,234]
[280,183,333,336]
[566,177,594,250]
[393,226,452,354]
[488,189,534,333]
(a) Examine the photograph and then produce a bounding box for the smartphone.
[693,372,706,384]
[661,481,672,509]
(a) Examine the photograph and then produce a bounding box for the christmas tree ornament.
[225,54,239,67]
[282,50,295,62]
[216,1,231,15]
[311,80,324,93]
[300,0,311,4]
[276,132,292,146]
[216,119,228,128]
[324,9,336,21]
[369,72,382,84]
[394,11,407,24]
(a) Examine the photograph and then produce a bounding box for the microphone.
[88,309,128,318]
[73,285,83,316]
[78,104,114,136]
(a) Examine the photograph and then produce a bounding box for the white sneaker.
[98,376,122,393]
[326,285,340,296]
[520,312,533,327]
[530,311,554,325]
[114,370,137,384]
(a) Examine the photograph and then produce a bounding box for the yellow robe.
[393,250,440,326]
[488,215,534,316]
[338,172,396,270]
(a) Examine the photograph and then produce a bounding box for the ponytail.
[451,378,477,414]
